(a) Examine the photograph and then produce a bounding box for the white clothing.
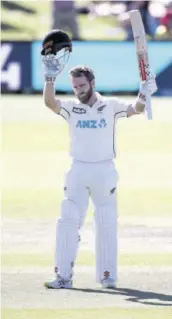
[55,160,118,282]
[54,93,128,284]
[59,93,129,162]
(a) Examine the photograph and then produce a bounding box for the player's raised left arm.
[127,73,157,117]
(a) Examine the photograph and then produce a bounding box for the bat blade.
[130,10,150,81]
[130,10,146,38]
[130,9,152,120]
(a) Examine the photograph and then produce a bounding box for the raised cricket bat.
[130,10,152,120]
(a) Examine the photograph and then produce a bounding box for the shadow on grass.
[2,0,36,14]
[71,287,172,307]
[1,22,21,31]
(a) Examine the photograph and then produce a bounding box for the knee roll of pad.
[60,199,80,226]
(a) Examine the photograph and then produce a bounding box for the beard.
[77,86,93,104]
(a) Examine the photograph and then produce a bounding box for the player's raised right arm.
[42,53,62,114]
[42,57,73,122]
[43,81,61,114]
[41,30,72,114]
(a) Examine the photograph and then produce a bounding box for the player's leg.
[94,196,118,288]
[44,164,89,289]
[90,161,118,288]
[55,190,88,279]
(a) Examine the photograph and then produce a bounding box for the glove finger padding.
[147,74,157,95]
[42,54,61,79]
[43,54,60,69]
[140,73,157,96]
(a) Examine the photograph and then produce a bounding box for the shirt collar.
[94,92,106,107]
[75,92,105,107]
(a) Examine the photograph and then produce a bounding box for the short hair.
[69,65,95,82]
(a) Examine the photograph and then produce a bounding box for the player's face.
[71,76,94,104]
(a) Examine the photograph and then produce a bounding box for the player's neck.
[86,92,97,107]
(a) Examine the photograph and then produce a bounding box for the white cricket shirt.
[59,93,129,162]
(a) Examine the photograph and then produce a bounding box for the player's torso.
[68,100,115,162]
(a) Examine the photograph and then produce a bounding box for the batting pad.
[94,202,117,283]
[55,199,80,280]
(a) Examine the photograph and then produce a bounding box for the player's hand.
[140,73,157,96]
[146,73,157,95]
[42,54,61,81]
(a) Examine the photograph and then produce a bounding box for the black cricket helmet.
[41,29,72,56]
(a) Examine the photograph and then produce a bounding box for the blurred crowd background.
[1,1,172,96]
[1,0,172,41]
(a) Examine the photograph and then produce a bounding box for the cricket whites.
[130,9,152,120]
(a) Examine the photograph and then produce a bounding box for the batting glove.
[42,54,61,82]
[138,73,157,104]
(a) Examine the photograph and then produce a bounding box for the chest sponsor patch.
[76,119,107,128]
[72,107,86,114]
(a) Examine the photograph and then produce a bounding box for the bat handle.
[146,86,152,120]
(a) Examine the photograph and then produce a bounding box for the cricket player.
[42,37,157,289]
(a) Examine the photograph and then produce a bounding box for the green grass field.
[2,308,172,319]
[2,252,172,267]
[2,95,172,318]
[2,96,172,220]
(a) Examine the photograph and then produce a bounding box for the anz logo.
[76,119,107,129]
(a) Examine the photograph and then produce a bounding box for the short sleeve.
[59,99,74,122]
[109,98,130,120]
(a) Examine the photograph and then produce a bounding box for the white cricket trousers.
[55,159,118,283]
